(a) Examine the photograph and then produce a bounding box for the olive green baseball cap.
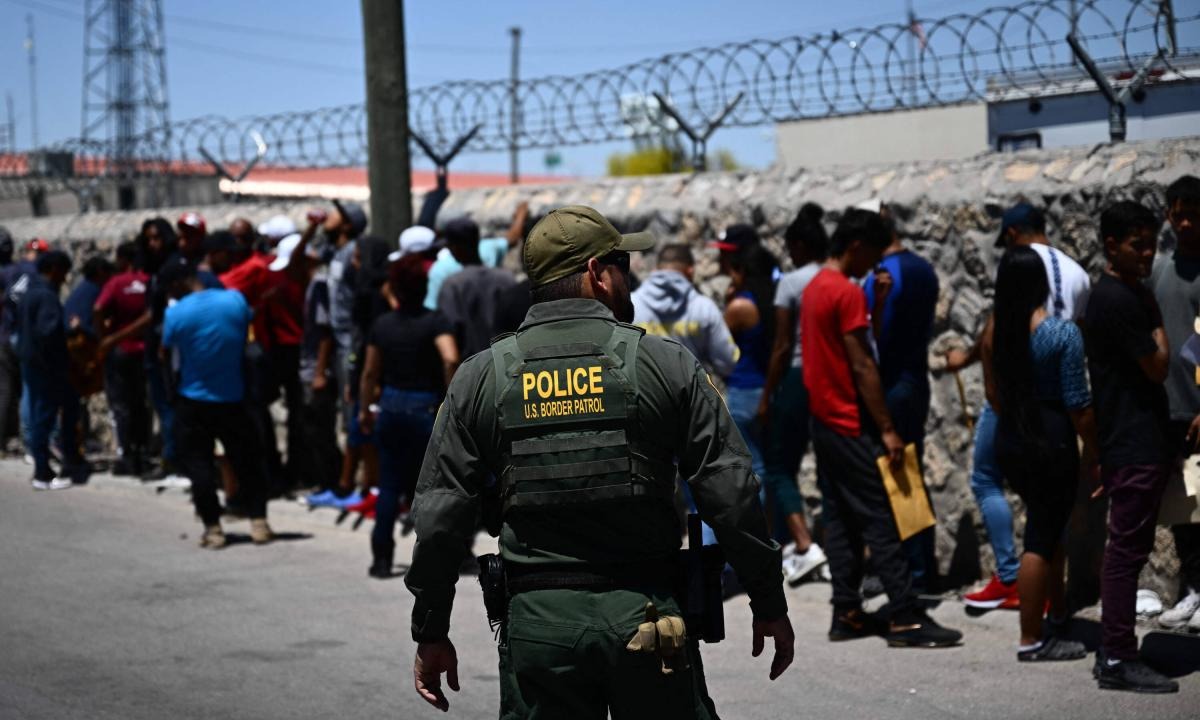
[523,205,656,287]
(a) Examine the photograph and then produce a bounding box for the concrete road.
[1,460,1197,720]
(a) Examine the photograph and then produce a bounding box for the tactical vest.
[490,318,676,518]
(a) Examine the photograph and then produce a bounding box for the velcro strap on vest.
[509,457,630,483]
[631,453,675,481]
[524,342,605,360]
[511,430,627,456]
[503,478,671,512]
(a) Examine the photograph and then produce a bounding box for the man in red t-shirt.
[95,242,151,475]
[217,223,313,493]
[800,207,961,649]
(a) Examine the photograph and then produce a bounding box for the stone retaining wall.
[6,136,1200,601]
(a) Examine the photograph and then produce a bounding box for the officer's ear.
[585,257,610,297]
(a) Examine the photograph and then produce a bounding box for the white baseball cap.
[269,233,303,271]
[258,215,298,242]
[395,225,436,260]
[855,198,883,213]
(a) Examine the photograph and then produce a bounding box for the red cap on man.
[177,212,207,236]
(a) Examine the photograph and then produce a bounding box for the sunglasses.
[595,251,631,275]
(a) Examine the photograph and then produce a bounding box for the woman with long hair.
[136,217,177,275]
[724,237,779,511]
[990,246,1097,661]
[358,254,459,578]
[758,203,830,584]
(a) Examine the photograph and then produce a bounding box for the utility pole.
[361,0,412,246]
[25,14,38,148]
[509,26,521,184]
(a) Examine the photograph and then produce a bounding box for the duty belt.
[505,560,679,596]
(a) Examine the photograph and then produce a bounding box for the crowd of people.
[0,174,1197,695]
[630,177,1199,693]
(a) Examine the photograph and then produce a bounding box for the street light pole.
[361,0,412,246]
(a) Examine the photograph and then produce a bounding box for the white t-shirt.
[1031,243,1090,321]
[773,262,821,368]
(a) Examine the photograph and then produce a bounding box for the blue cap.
[996,203,1045,246]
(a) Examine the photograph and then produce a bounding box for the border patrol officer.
[405,205,794,717]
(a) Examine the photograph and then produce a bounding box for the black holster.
[681,514,725,644]
[477,553,508,630]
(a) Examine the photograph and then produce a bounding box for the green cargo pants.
[498,586,720,720]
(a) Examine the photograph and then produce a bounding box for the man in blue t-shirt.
[862,203,940,593]
[159,258,273,549]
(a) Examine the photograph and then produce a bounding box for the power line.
[1,0,80,21]
[163,10,511,55]
[167,37,365,77]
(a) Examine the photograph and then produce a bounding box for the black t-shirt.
[1084,273,1170,467]
[368,308,453,392]
[494,278,532,335]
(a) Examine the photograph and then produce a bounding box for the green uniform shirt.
[406,298,786,642]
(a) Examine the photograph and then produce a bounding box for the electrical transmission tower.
[81,0,169,209]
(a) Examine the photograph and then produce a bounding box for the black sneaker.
[829,608,885,642]
[1094,652,1179,694]
[1018,635,1087,662]
[886,609,963,648]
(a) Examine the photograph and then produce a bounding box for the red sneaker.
[997,593,1021,610]
[346,492,377,515]
[963,574,1018,609]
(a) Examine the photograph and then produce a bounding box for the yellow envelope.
[877,444,936,542]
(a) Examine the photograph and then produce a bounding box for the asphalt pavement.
[1,460,1197,720]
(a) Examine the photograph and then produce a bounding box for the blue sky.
[0,0,1068,176]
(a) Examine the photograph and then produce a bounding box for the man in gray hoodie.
[633,244,738,377]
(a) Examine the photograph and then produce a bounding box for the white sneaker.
[1136,589,1164,618]
[1159,589,1200,629]
[31,477,71,491]
[783,543,828,586]
[162,474,191,490]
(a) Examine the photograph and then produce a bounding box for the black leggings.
[995,405,1079,560]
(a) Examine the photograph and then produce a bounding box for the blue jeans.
[146,357,176,462]
[970,403,1020,584]
[707,385,767,546]
[372,387,439,554]
[886,379,937,592]
[19,376,31,449]
[762,367,810,540]
[22,362,73,480]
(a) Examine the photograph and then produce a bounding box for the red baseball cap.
[177,212,207,235]
[26,238,50,254]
